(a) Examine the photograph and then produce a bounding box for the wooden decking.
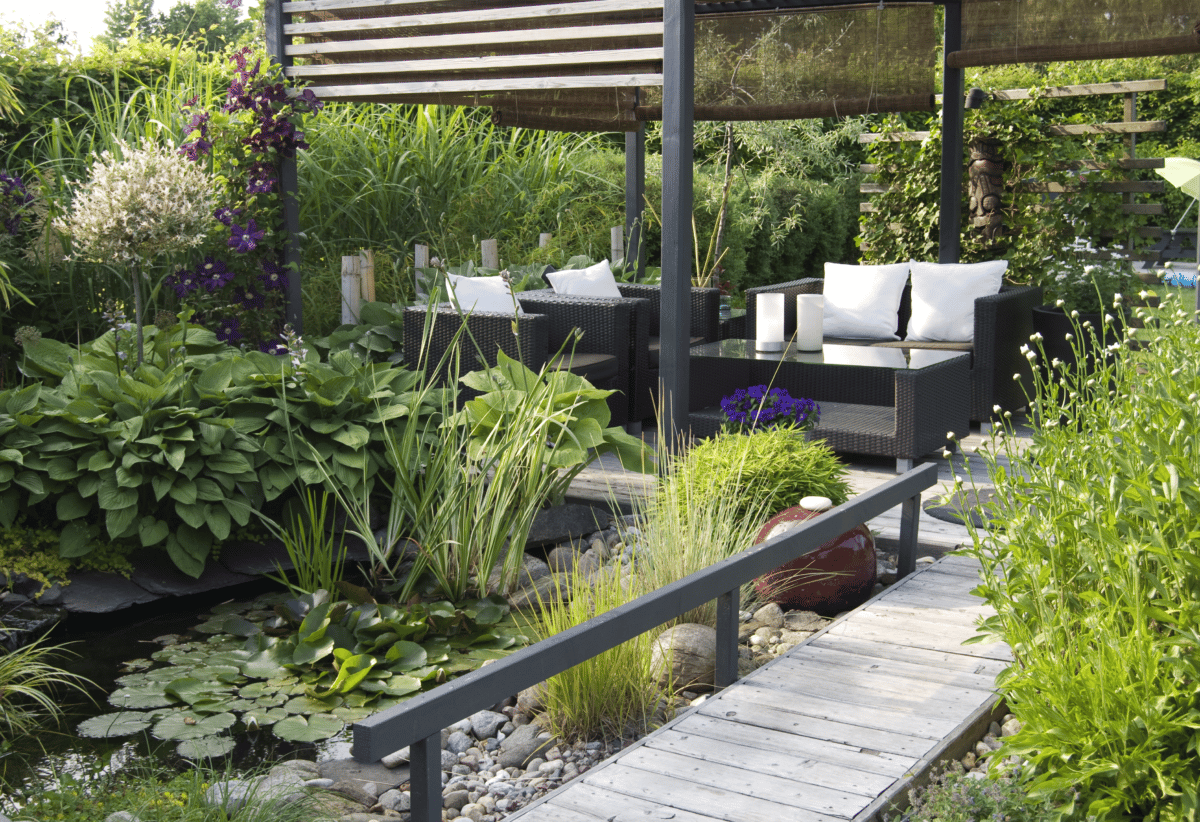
[508,554,1010,822]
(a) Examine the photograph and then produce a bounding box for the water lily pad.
[331,704,376,723]
[238,650,289,679]
[164,678,233,705]
[176,735,236,760]
[240,707,289,729]
[357,674,421,697]
[210,601,249,615]
[108,685,176,710]
[191,665,244,683]
[195,614,260,637]
[77,711,154,739]
[273,713,344,743]
[152,712,237,741]
[284,694,343,715]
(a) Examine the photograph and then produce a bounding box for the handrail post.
[715,588,739,688]
[411,733,441,822]
[897,491,921,578]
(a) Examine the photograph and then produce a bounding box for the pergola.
[263,0,1200,435]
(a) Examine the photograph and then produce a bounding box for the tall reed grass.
[964,292,1200,821]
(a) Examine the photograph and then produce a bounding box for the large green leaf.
[77,711,154,739]
[272,713,344,743]
[56,490,92,521]
[177,735,236,760]
[108,685,175,710]
[106,504,139,540]
[59,521,93,558]
[138,516,170,547]
[166,532,206,579]
[152,711,236,741]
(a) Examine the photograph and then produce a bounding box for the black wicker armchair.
[401,305,549,401]
[513,292,636,427]
[745,277,1042,423]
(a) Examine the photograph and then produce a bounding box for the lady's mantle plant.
[172,47,322,350]
[720,385,819,434]
[54,139,217,365]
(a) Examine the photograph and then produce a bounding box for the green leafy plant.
[1041,245,1135,315]
[666,426,850,524]
[962,292,1200,821]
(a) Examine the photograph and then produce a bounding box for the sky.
[0,0,246,52]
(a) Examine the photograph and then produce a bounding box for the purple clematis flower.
[216,316,243,343]
[198,256,234,292]
[257,259,289,291]
[228,219,265,253]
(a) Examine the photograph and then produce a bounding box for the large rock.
[507,573,569,611]
[496,722,554,769]
[651,623,717,690]
[525,504,611,549]
[753,505,877,616]
[58,571,160,613]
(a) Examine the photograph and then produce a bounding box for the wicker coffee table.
[688,339,971,472]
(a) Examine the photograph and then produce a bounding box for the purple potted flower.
[720,385,819,434]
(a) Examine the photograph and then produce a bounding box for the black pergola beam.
[939,0,964,263]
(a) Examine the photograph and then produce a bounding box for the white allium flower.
[1055,299,1065,307]
[55,139,217,264]
[1064,333,1073,340]
[1113,293,1123,304]
[1071,310,1080,318]
[992,404,1002,413]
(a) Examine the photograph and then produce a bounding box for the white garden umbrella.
[1155,158,1200,306]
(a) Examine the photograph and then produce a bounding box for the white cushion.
[822,262,910,340]
[547,260,623,299]
[447,274,522,315]
[906,260,1007,342]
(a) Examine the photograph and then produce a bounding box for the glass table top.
[690,338,968,371]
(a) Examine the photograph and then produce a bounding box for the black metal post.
[660,0,694,445]
[939,0,965,265]
[898,492,920,578]
[265,0,304,333]
[410,733,441,822]
[715,589,739,688]
[625,122,646,281]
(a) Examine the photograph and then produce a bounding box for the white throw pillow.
[446,274,521,315]
[906,260,1007,342]
[822,262,911,340]
[547,260,623,299]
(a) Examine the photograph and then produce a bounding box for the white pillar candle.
[756,292,786,352]
[796,294,824,351]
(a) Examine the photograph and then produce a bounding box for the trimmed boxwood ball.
[671,428,850,522]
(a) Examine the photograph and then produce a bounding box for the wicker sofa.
[745,277,1042,423]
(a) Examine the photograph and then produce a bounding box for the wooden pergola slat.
[286,0,663,36]
[286,48,663,79]
[285,21,664,57]
[304,73,663,99]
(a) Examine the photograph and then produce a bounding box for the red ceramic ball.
[753,503,876,615]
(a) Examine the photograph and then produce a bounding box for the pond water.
[1,579,350,807]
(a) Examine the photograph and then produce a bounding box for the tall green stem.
[131,260,145,366]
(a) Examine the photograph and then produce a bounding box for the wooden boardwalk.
[507,554,1010,822]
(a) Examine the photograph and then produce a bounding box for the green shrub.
[668,427,850,523]
[964,292,1200,821]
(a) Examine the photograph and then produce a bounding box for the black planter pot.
[1030,304,1123,376]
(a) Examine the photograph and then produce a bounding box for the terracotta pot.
[753,500,876,616]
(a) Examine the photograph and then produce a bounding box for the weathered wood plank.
[504,800,604,822]
[1048,120,1166,135]
[286,0,661,36]
[722,681,963,740]
[1123,203,1164,215]
[663,714,919,779]
[858,131,930,144]
[776,644,1001,690]
[802,636,1009,680]
[644,729,898,796]
[286,21,664,56]
[749,658,993,714]
[583,762,845,822]
[694,695,938,757]
[1019,180,1164,194]
[824,614,1011,661]
[615,746,874,817]
[538,782,724,822]
[992,78,1166,98]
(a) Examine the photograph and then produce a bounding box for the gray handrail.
[352,462,938,821]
